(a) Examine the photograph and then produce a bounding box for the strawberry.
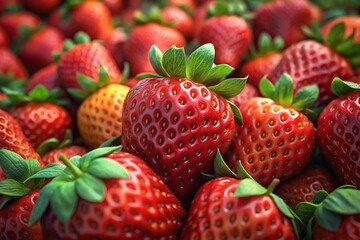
[275,166,339,210]
[161,6,194,40]
[0,11,40,40]
[103,0,124,16]
[295,185,360,239]
[102,28,127,70]
[192,1,215,39]
[0,47,28,78]
[198,1,252,68]
[123,14,186,76]
[61,0,114,40]
[73,66,130,149]
[18,25,64,74]
[0,149,48,240]
[25,64,60,93]
[36,130,88,165]
[253,0,316,48]
[1,85,73,149]
[0,26,9,47]
[0,109,41,163]
[181,154,304,239]
[317,78,360,188]
[225,74,318,187]
[228,83,260,108]
[57,32,121,91]
[0,0,22,13]
[321,16,360,43]
[267,22,360,106]
[239,33,283,88]
[122,44,245,205]
[28,146,186,239]
[22,0,61,15]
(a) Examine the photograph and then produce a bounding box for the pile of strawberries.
[0,0,360,239]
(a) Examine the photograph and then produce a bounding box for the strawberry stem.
[265,178,280,194]
[59,154,83,178]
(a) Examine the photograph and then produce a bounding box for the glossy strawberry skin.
[313,215,360,240]
[0,47,28,78]
[19,26,64,74]
[40,151,186,239]
[181,177,296,239]
[0,11,40,40]
[161,6,194,40]
[317,91,360,188]
[0,190,42,240]
[9,103,73,149]
[22,0,60,14]
[0,26,9,47]
[0,109,43,180]
[199,15,252,68]
[225,97,317,187]
[239,52,282,88]
[68,1,113,40]
[267,40,355,106]
[25,64,60,93]
[253,0,313,48]
[42,146,88,165]
[0,109,42,162]
[121,77,235,204]
[123,23,186,76]
[275,166,339,210]
[57,43,121,90]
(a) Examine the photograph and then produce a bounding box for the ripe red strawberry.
[253,0,316,48]
[19,26,64,74]
[0,47,28,79]
[122,44,245,204]
[0,11,40,40]
[103,0,123,16]
[239,33,283,88]
[47,8,73,38]
[193,1,215,39]
[275,166,339,210]
[317,78,360,188]
[64,1,114,40]
[295,185,360,239]
[228,83,260,108]
[321,16,360,43]
[29,146,186,239]
[0,109,42,163]
[123,21,185,76]
[102,28,127,69]
[181,155,304,240]
[0,26,9,47]
[2,85,73,149]
[267,23,358,106]
[25,64,60,93]
[225,74,318,187]
[161,6,194,40]
[198,2,252,68]
[22,0,61,14]
[57,32,121,91]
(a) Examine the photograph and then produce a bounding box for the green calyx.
[247,33,284,59]
[58,0,83,22]
[0,150,45,209]
[53,31,93,63]
[331,77,360,96]
[28,145,129,226]
[203,149,305,239]
[295,185,360,239]
[134,7,174,27]
[36,129,74,156]
[206,0,253,20]
[0,84,69,109]
[138,44,247,125]
[260,73,319,111]
[67,64,115,101]
[303,21,360,68]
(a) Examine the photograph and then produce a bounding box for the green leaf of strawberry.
[28,146,129,226]
[0,179,30,196]
[186,43,215,83]
[331,77,360,96]
[162,45,187,77]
